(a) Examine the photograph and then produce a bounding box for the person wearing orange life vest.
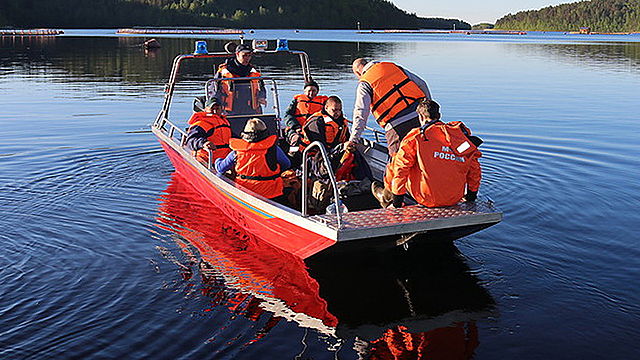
[347,58,432,156]
[211,44,266,115]
[300,96,350,152]
[215,118,291,204]
[185,97,232,164]
[372,99,482,208]
[283,79,329,146]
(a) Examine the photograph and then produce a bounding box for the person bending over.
[347,58,432,156]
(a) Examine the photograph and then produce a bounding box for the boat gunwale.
[153,124,340,240]
[154,123,502,243]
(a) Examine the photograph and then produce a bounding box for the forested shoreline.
[0,0,470,30]
[495,0,640,32]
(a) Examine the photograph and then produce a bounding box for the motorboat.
[151,39,502,259]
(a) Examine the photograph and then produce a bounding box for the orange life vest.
[217,63,262,113]
[359,62,426,126]
[301,111,350,150]
[187,112,232,162]
[229,135,283,199]
[293,94,328,127]
[385,121,482,207]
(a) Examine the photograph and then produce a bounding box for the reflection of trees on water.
[516,42,640,73]
[5,36,639,86]
[0,37,399,86]
[1,36,169,83]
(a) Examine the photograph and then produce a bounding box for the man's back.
[388,122,482,207]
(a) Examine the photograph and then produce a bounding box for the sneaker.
[371,181,393,208]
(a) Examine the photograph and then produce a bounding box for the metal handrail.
[154,116,188,149]
[301,141,343,228]
[365,125,386,144]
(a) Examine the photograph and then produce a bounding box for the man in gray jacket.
[347,58,432,156]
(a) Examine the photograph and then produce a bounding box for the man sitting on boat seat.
[283,79,328,147]
[215,118,292,205]
[211,43,267,116]
[185,97,232,164]
[300,96,350,152]
[372,99,482,208]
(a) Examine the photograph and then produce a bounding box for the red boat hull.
[158,139,336,259]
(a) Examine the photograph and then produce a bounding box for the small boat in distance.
[151,39,502,259]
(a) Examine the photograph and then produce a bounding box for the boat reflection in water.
[156,172,494,358]
[308,236,494,358]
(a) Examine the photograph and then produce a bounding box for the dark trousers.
[385,116,420,156]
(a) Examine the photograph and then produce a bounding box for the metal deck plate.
[313,200,502,241]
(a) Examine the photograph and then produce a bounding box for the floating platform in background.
[568,31,639,35]
[117,28,243,35]
[0,29,64,36]
[358,29,527,35]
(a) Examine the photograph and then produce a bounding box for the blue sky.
[392,0,568,24]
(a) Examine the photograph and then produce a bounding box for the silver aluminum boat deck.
[315,199,501,241]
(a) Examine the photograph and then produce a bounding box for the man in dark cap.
[185,97,232,164]
[212,43,267,115]
[283,78,328,147]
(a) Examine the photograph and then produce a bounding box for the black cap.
[304,79,319,90]
[235,44,253,53]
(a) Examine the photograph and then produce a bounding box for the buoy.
[144,38,161,49]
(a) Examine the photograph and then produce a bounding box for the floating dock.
[117,28,243,35]
[0,29,64,36]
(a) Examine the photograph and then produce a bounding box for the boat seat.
[227,114,280,138]
[191,96,280,139]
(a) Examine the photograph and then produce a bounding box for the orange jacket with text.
[359,62,427,127]
[187,112,232,163]
[385,121,481,207]
[229,135,283,199]
[369,323,479,360]
[293,94,328,127]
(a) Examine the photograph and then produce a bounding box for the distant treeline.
[495,0,640,32]
[0,0,470,30]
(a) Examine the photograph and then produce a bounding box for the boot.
[371,181,393,208]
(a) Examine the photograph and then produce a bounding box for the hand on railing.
[301,141,344,228]
[202,141,216,152]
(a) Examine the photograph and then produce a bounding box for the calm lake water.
[1,29,640,359]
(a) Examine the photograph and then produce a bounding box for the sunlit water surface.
[1,30,640,359]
